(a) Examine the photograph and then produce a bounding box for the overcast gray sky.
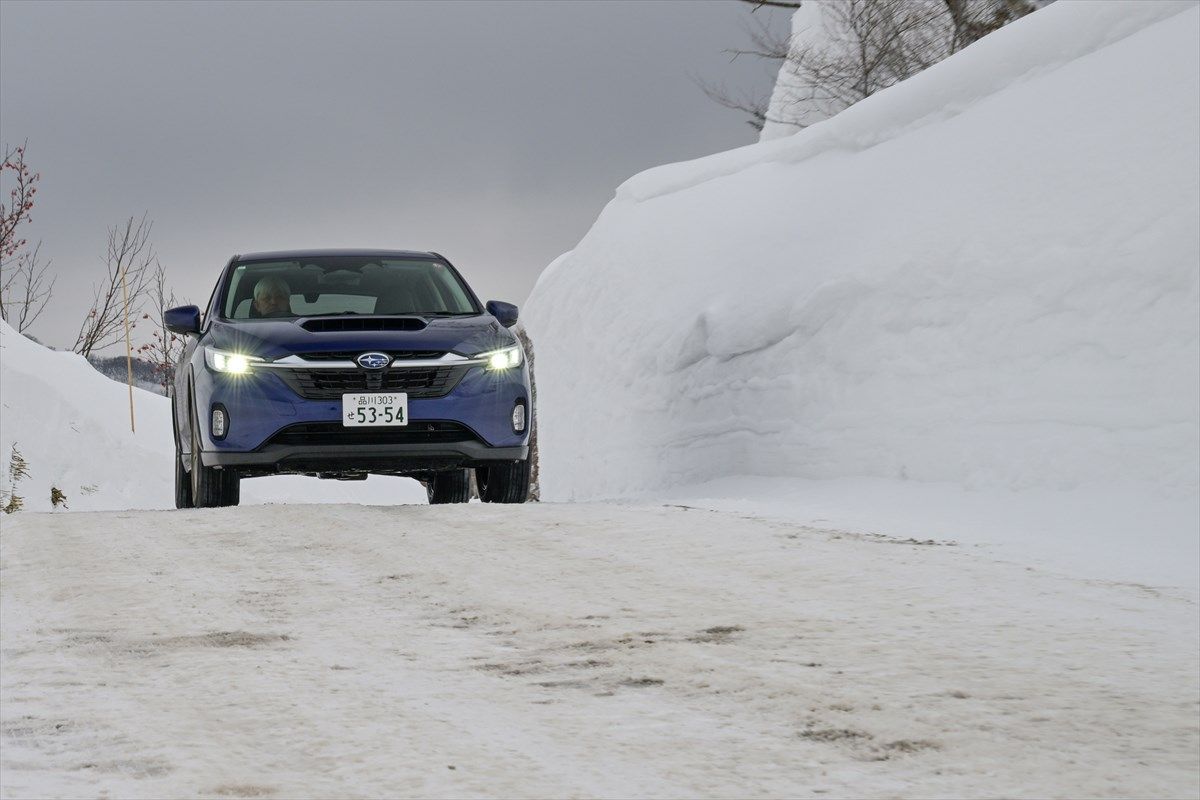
[0,0,789,350]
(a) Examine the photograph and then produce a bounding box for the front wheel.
[477,459,530,504]
[427,469,471,504]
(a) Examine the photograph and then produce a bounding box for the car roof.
[234,248,441,262]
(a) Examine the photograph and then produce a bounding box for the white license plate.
[341,393,408,426]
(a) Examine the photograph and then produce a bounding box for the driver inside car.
[252,276,292,317]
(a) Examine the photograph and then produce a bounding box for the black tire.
[172,397,194,509]
[175,446,194,509]
[219,468,240,507]
[477,459,531,504]
[427,469,471,504]
[190,406,240,508]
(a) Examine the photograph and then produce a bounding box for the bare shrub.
[2,444,31,514]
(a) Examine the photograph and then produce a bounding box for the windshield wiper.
[421,311,478,317]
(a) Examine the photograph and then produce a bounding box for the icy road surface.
[2,503,1197,799]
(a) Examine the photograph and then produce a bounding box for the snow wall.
[523,0,1200,502]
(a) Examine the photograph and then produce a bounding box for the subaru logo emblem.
[356,352,390,370]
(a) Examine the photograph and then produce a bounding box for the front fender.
[177,364,198,457]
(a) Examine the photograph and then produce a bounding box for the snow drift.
[523,0,1200,502]
[0,322,175,511]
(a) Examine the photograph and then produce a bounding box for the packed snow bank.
[0,321,425,511]
[525,2,1199,510]
[0,322,174,512]
[635,1,1194,201]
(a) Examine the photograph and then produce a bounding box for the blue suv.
[165,250,531,508]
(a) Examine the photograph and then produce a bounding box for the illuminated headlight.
[479,345,522,371]
[204,346,262,374]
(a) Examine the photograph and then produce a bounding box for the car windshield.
[221,257,480,320]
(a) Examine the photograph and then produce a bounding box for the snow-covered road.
[2,503,1197,799]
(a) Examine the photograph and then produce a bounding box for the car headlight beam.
[204,346,262,374]
[478,345,522,371]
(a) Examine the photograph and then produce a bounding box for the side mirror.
[164,305,202,335]
[486,300,519,328]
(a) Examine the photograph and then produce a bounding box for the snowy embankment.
[523,1,1200,592]
[3,505,1197,798]
[0,321,425,511]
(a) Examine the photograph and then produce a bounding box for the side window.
[224,267,246,320]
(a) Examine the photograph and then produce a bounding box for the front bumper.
[204,439,528,475]
[193,356,531,474]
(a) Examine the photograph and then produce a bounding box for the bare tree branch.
[0,141,40,324]
[73,214,158,357]
[738,0,804,10]
[0,142,37,261]
[3,242,56,334]
[706,0,1037,133]
[944,0,1036,50]
[694,76,770,131]
[135,261,185,391]
[723,13,793,63]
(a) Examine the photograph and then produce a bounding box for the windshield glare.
[222,257,479,320]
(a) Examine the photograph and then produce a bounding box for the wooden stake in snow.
[121,262,135,433]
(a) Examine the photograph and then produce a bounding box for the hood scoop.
[301,317,427,333]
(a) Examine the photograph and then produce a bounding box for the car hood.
[206,315,516,361]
